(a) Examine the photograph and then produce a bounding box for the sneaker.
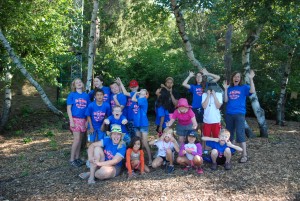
[224,162,232,170]
[75,159,84,167]
[211,163,217,170]
[203,150,209,155]
[183,166,190,171]
[196,168,204,174]
[70,160,80,167]
[167,165,175,174]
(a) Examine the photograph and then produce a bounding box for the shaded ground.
[0,110,299,201]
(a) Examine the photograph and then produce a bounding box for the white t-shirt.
[202,92,223,123]
[184,143,197,160]
[155,140,175,157]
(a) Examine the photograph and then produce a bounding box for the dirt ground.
[0,109,299,201]
[0,81,300,200]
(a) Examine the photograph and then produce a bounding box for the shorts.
[216,155,226,165]
[88,129,105,142]
[156,156,168,162]
[70,117,87,133]
[225,114,246,143]
[114,165,122,177]
[192,108,204,123]
[176,123,193,136]
[134,126,149,134]
[123,134,131,146]
[126,121,135,138]
[203,123,221,138]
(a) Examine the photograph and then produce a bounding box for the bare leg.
[224,148,232,163]
[70,132,81,161]
[88,146,103,183]
[142,132,152,164]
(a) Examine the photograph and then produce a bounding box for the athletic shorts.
[70,117,87,133]
[88,129,105,142]
[203,123,221,138]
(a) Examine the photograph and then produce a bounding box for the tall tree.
[0,30,63,116]
[0,64,12,131]
[86,0,99,92]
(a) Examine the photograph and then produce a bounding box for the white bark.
[0,70,12,131]
[242,26,268,137]
[0,30,63,116]
[86,0,99,92]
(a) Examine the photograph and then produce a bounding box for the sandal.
[239,155,248,163]
[79,172,90,179]
[88,178,96,184]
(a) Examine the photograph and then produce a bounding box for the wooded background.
[0,0,299,130]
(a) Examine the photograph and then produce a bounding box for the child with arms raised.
[149,128,180,174]
[177,130,203,174]
[126,136,150,178]
[202,129,243,170]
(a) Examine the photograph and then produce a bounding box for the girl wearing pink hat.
[166,98,198,145]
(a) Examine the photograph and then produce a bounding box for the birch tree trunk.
[170,0,222,92]
[0,30,63,116]
[243,26,268,137]
[86,0,99,92]
[276,48,295,126]
[0,68,12,131]
[224,24,233,83]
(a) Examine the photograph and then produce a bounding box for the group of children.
[67,68,255,183]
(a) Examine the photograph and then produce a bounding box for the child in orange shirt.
[126,136,150,177]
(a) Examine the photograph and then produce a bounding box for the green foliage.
[49,138,58,151]
[44,130,55,138]
[14,130,24,136]
[23,137,33,144]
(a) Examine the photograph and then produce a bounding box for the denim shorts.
[134,126,149,134]
[225,114,246,143]
[176,123,193,136]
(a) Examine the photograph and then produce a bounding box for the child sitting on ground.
[102,105,131,145]
[202,128,243,170]
[149,128,180,174]
[177,130,203,174]
[126,136,150,178]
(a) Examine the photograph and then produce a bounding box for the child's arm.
[158,116,165,133]
[116,77,130,97]
[149,138,160,146]
[191,116,198,130]
[178,144,186,157]
[67,105,74,127]
[87,116,94,133]
[226,141,243,152]
[192,143,203,156]
[201,136,219,142]
[140,150,145,174]
[170,136,180,153]
[94,155,123,167]
[126,149,133,176]
[131,91,138,102]
[182,71,194,89]
[166,118,175,127]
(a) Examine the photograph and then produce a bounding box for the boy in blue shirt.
[85,88,110,142]
[202,129,242,170]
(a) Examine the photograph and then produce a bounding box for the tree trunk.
[276,48,295,126]
[224,24,233,83]
[0,68,12,131]
[242,26,268,137]
[0,30,63,116]
[170,0,222,92]
[86,0,99,92]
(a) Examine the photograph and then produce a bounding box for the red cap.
[129,80,139,88]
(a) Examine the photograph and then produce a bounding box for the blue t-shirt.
[206,141,236,156]
[226,85,251,115]
[67,91,90,118]
[102,137,126,167]
[107,115,128,134]
[88,86,111,103]
[135,97,148,127]
[155,105,170,128]
[85,101,110,129]
[188,84,205,109]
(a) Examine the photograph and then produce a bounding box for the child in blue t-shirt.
[202,129,243,170]
[109,82,127,114]
[85,88,110,142]
[155,87,171,137]
[88,75,111,103]
[103,105,131,145]
[67,78,90,167]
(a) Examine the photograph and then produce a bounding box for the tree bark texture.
[0,30,63,116]
[242,26,268,137]
[0,70,12,131]
[86,0,99,92]
[224,24,233,82]
[276,48,295,126]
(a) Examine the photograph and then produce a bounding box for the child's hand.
[226,141,232,146]
[122,119,128,125]
[183,150,187,155]
[104,119,110,125]
[70,121,75,128]
[192,123,198,130]
[188,71,195,78]
[88,127,94,133]
[249,70,255,79]
[222,80,229,89]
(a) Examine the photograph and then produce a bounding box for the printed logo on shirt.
[104,149,114,160]
[75,98,87,109]
[196,88,203,96]
[93,111,106,122]
[110,100,116,108]
[103,94,109,102]
[229,90,241,100]
[133,104,139,114]
[126,98,132,107]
